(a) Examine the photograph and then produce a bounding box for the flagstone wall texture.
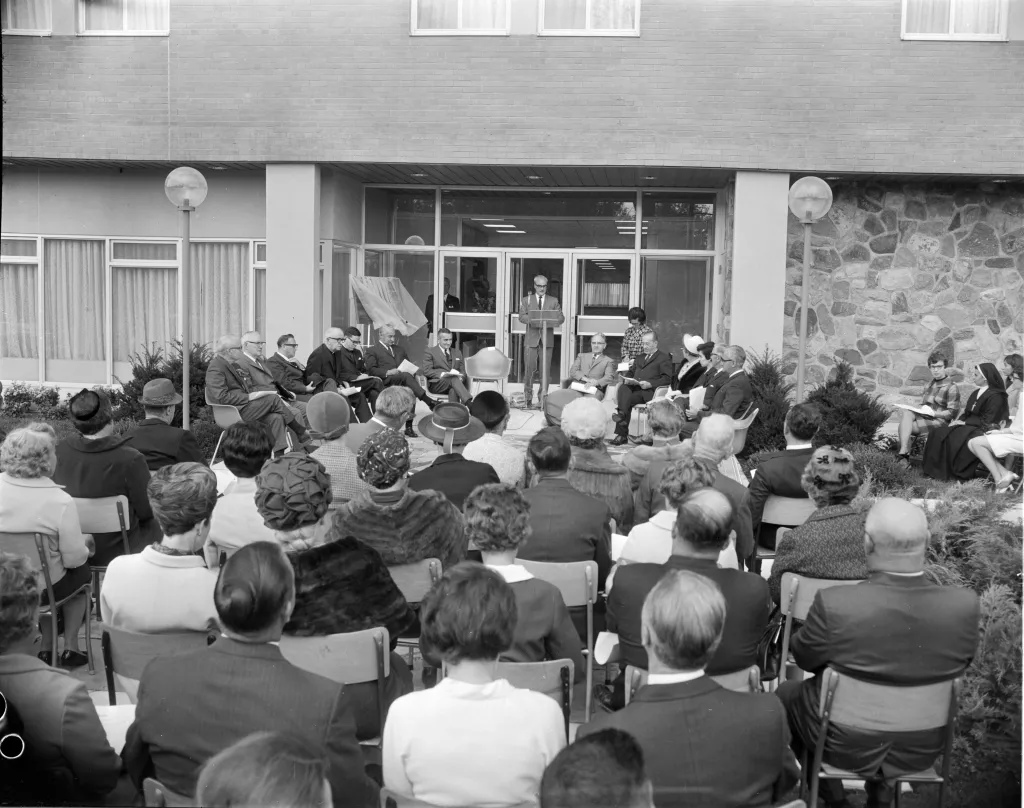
[782,181,1024,406]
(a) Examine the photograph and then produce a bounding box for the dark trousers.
[347,652,413,740]
[240,394,306,452]
[428,374,471,403]
[382,371,426,398]
[614,385,655,437]
[350,377,384,408]
[524,345,554,402]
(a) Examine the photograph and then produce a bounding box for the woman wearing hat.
[307,392,369,508]
[675,333,707,394]
[767,446,868,604]
[254,453,416,740]
[333,430,467,570]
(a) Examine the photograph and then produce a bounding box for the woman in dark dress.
[922,362,1008,482]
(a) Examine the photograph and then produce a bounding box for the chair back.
[388,558,442,605]
[496,659,574,740]
[204,392,244,430]
[465,347,511,381]
[710,664,762,693]
[778,574,864,685]
[624,664,647,705]
[762,495,816,528]
[731,406,759,455]
[517,559,597,609]
[1,531,61,606]
[652,385,670,400]
[819,667,958,733]
[143,777,192,807]
[73,495,130,536]
[379,788,534,808]
[279,627,390,685]
[102,626,213,705]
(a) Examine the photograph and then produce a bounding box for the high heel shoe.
[995,472,1019,493]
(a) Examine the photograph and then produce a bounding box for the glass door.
[639,257,713,363]
[437,251,501,361]
[566,253,633,364]
[504,253,569,395]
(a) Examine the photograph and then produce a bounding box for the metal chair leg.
[84,586,94,675]
[210,431,225,466]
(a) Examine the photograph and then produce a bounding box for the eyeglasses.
[534,284,548,290]
[284,343,299,348]
[244,341,266,347]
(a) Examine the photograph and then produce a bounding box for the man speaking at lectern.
[518,274,565,408]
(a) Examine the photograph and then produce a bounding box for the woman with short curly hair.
[0,553,121,802]
[459,484,583,679]
[621,398,685,490]
[0,424,93,668]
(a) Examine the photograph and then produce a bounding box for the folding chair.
[518,559,598,720]
[280,627,389,764]
[778,574,863,685]
[624,664,761,705]
[72,494,131,615]
[464,347,512,396]
[496,659,575,740]
[753,497,818,574]
[731,405,759,456]
[388,558,443,665]
[1,532,93,674]
[142,777,192,807]
[101,625,213,704]
[416,374,450,406]
[802,668,960,808]
[630,385,670,440]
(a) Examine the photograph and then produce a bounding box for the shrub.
[742,347,793,457]
[846,442,921,496]
[806,361,890,448]
[1,383,35,416]
[113,340,213,427]
[0,383,64,418]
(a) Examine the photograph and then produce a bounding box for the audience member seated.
[0,424,92,668]
[344,386,415,454]
[636,415,754,568]
[363,325,438,437]
[384,563,566,805]
[204,423,276,566]
[610,330,673,447]
[895,351,960,461]
[680,345,752,438]
[206,334,313,454]
[265,333,322,398]
[408,402,500,509]
[124,542,377,804]
[1004,352,1023,414]
[922,361,1009,482]
[462,483,583,680]
[607,489,770,686]
[620,307,654,364]
[239,330,312,423]
[334,429,466,569]
[768,446,868,605]
[674,333,707,394]
[0,553,122,803]
[616,457,736,570]
[306,327,382,411]
[308,392,369,508]
[124,378,204,470]
[777,498,980,808]
[967,392,1022,492]
[541,728,654,808]
[747,402,819,550]
[463,391,526,486]
[53,388,156,565]
[546,333,616,426]
[621,399,684,491]
[584,568,798,807]
[254,452,415,740]
[559,396,635,532]
[101,463,218,633]
[423,327,472,404]
[674,341,725,421]
[196,731,332,808]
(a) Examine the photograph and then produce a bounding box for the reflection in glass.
[441,255,498,360]
[363,250,435,364]
[640,258,710,361]
[641,193,715,250]
[365,189,436,246]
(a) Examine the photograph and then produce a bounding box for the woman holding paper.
[895,351,961,462]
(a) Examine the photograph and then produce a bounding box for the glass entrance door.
[437,251,500,362]
[567,254,633,364]
[504,254,569,396]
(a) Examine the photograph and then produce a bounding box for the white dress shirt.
[646,669,706,686]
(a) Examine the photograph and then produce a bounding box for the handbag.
[757,606,785,681]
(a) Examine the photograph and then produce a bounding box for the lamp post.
[164,167,208,430]
[787,177,833,403]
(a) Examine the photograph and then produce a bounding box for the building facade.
[3,0,1022,403]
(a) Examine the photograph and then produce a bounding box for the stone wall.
[783,180,1024,407]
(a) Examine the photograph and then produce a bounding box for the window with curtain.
[1,239,39,369]
[413,0,508,33]
[2,0,51,32]
[903,0,1006,38]
[79,0,168,33]
[111,241,178,363]
[540,0,639,33]
[254,241,267,336]
[44,239,106,362]
[189,242,250,349]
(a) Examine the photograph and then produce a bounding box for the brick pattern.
[3,0,1023,173]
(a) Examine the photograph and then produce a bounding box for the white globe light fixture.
[164,167,208,430]
[787,177,833,402]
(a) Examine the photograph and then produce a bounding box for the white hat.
[683,334,704,354]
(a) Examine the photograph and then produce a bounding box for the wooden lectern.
[526,309,563,410]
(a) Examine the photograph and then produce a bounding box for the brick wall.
[3,0,1023,173]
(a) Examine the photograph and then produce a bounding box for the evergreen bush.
[742,347,793,457]
[113,340,212,427]
[806,361,890,448]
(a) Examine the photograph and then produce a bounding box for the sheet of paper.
[355,373,371,381]
[570,381,599,395]
[594,631,621,665]
[397,359,419,375]
[338,386,360,397]
[617,361,631,373]
[688,386,706,412]
[611,532,629,561]
[95,704,136,753]
[896,403,935,418]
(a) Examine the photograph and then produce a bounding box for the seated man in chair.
[363,325,438,437]
[545,333,616,427]
[610,331,673,447]
[680,345,752,438]
[422,327,471,405]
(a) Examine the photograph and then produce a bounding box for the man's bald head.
[864,497,929,573]
[672,488,734,554]
[693,415,734,465]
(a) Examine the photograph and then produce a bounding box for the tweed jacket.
[265,352,310,398]
[238,352,293,399]
[311,440,369,507]
[567,351,616,390]
[205,354,255,408]
[767,503,869,604]
[333,486,467,569]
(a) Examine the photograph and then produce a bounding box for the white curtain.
[592,0,635,29]
[418,0,458,29]
[127,0,166,30]
[44,239,106,361]
[82,0,166,31]
[2,0,51,30]
[545,0,586,29]
[189,242,249,349]
[463,0,505,28]
[113,266,177,362]
[0,265,38,359]
[81,0,123,30]
[954,0,1000,33]
[905,0,952,33]
[255,267,266,336]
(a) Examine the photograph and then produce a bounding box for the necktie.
[444,350,451,365]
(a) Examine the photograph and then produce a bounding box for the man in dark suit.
[610,330,673,446]
[681,345,752,437]
[307,327,384,410]
[271,332,371,423]
[239,331,309,425]
[363,325,436,436]
[124,378,204,471]
[408,403,498,509]
[777,498,980,808]
[583,559,798,807]
[206,335,312,453]
[422,327,471,404]
[607,488,771,681]
[424,277,461,335]
[748,402,820,549]
[635,415,754,567]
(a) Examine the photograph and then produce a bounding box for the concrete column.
[266,164,320,350]
[730,171,790,359]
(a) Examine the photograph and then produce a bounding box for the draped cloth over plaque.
[350,277,429,336]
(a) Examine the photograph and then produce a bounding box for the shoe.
[611,412,623,423]
[405,425,417,438]
[421,396,437,411]
[609,435,628,446]
[592,683,619,713]
[995,472,1019,493]
[38,650,53,666]
[59,650,89,669]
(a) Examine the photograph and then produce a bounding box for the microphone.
[0,692,25,760]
